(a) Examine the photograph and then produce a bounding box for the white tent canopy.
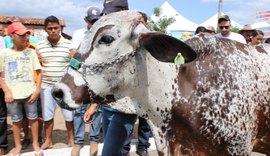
[167,15,199,32]
[151,1,198,32]
[150,1,178,20]
[200,13,243,30]
[251,21,270,29]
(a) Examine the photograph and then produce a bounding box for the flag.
[256,10,270,22]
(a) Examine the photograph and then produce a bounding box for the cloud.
[0,0,103,35]
[1,0,269,35]
[227,1,270,25]
[201,0,270,25]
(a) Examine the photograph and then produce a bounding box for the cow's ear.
[139,32,197,63]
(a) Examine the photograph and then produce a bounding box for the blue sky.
[0,0,270,35]
[129,0,220,24]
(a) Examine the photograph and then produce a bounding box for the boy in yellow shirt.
[0,22,43,156]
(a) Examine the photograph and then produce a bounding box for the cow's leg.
[169,142,184,156]
[253,136,270,156]
[152,131,169,156]
[253,110,270,156]
[146,121,169,156]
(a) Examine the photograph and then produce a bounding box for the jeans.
[0,89,8,149]
[137,117,152,149]
[73,104,102,146]
[101,108,137,156]
[122,117,152,154]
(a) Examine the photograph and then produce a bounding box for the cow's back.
[169,34,270,155]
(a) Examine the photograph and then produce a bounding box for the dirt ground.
[5,107,90,155]
[4,108,265,156]
[4,107,158,156]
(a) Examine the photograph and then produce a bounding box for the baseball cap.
[85,6,101,23]
[218,15,230,23]
[102,0,129,15]
[7,22,30,36]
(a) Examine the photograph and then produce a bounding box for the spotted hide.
[51,10,270,156]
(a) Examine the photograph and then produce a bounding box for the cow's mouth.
[51,87,76,111]
[57,99,75,111]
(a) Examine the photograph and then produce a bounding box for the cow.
[51,10,270,156]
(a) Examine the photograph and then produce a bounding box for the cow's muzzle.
[51,87,75,111]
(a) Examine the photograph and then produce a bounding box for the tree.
[148,7,176,33]
[231,27,240,33]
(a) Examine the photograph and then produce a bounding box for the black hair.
[251,30,264,38]
[44,15,60,27]
[265,37,270,43]
[195,26,207,35]
[138,11,148,23]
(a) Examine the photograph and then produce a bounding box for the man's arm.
[84,103,98,123]
[70,48,76,58]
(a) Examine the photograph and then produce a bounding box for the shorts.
[23,96,42,118]
[8,98,38,122]
[40,85,74,122]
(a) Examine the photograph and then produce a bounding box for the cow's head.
[51,10,196,113]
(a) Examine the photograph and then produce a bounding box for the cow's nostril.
[52,88,64,100]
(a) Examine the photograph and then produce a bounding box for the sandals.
[41,142,53,150]
[12,149,21,156]
[34,149,44,156]
[41,145,53,150]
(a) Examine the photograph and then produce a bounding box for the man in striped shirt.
[36,15,75,149]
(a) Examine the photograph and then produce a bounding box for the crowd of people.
[194,15,270,45]
[0,0,153,156]
[0,0,270,156]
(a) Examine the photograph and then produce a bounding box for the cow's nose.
[51,88,64,102]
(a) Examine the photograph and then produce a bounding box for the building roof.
[0,15,71,40]
[0,15,66,26]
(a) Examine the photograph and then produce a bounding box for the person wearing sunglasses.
[216,15,246,44]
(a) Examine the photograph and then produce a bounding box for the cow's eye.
[98,35,115,45]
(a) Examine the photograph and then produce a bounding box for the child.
[0,22,43,156]
[250,30,264,46]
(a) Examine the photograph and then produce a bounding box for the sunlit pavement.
[19,137,265,156]
[20,138,158,156]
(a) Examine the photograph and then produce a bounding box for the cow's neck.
[140,51,179,155]
[145,51,178,115]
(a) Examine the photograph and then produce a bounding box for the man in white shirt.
[216,15,246,44]
[72,6,101,49]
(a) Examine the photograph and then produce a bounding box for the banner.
[256,10,270,22]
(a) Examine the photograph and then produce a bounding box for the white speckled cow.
[51,10,270,156]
